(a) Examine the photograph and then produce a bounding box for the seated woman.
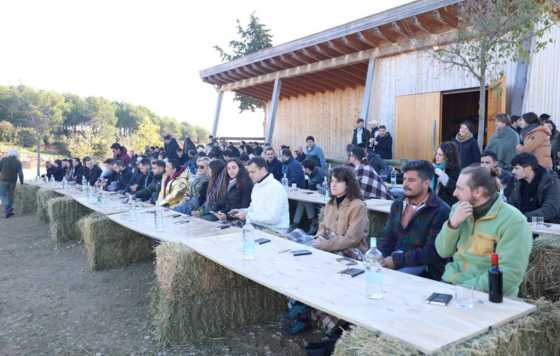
[157,159,189,208]
[311,166,369,258]
[193,159,227,219]
[206,158,253,222]
[433,141,461,207]
[173,157,211,215]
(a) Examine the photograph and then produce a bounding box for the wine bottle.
[488,241,503,303]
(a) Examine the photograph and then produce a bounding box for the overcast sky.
[0,0,412,137]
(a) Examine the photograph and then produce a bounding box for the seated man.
[82,157,102,186]
[230,157,290,234]
[136,160,164,204]
[157,159,189,208]
[281,148,305,188]
[480,150,514,199]
[108,159,132,192]
[125,158,151,194]
[264,147,283,181]
[508,152,560,223]
[96,159,117,190]
[436,165,532,297]
[347,146,392,200]
[379,160,450,279]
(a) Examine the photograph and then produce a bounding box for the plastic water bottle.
[390,168,397,186]
[281,173,289,191]
[322,177,330,198]
[82,176,88,193]
[154,202,165,232]
[61,177,67,190]
[48,176,54,185]
[242,222,256,260]
[364,237,384,300]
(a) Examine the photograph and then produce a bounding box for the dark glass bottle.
[488,241,503,303]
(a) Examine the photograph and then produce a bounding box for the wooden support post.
[265,78,282,146]
[211,89,224,137]
[511,38,533,115]
[360,57,376,125]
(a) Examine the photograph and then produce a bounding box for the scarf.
[432,162,446,192]
[455,131,473,143]
[521,123,540,140]
[473,193,499,221]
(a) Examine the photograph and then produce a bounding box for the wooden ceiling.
[201,2,461,101]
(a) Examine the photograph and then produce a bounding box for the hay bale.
[36,188,62,223]
[12,184,40,216]
[78,212,154,271]
[333,299,560,356]
[152,242,287,345]
[521,235,560,301]
[47,196,91,243]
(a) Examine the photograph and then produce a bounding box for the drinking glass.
[537,217,545,228]
[454,285,474,310]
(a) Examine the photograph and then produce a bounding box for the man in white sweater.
[230,157,290,233]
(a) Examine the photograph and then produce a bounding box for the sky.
[0,0,412,137]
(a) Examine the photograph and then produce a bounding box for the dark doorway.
[441,88,488,143]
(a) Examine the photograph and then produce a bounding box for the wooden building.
[200,0,560,160]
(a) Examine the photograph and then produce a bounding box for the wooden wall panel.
[271,87,364,159]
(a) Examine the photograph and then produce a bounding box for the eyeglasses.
[197,165,206,169]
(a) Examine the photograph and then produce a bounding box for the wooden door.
[485,76,507,143]
[395,92,442,161]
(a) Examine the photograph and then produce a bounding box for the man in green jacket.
[0,149,24,218]
[436,165,532,297]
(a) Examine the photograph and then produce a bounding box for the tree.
[0,121,15,142]
[432,0,555,149]
[215,12,273,112]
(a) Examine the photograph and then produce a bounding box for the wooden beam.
[292,51,315,64]
[328,40,354,55]
[277,82,306,97]
[280,54,305,66]
[282,81,314,97]
[306,73,350,90]
[270,57,292,69]
[391,21,412,38]
[412,16,436,35]
[302,48,322,61]
[239,66,260,77]
[259,60,281,72]
[249,63,268,75]
[343,35,370,51]
[234,68,251,80]
[323,70,361,87]
[299,75,341,91]
[225,70,244,81]
[221,30,456,92]
[429,10,449,28]
[436,8,459,28]
[284,78,326,94]
[336,67,367,82]
[373,27,396,43]
[236,88,268,101]
[356,31,379,47]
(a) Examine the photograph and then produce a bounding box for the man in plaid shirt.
[348,146,393,200]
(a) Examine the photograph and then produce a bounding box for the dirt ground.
[0,215,311,356]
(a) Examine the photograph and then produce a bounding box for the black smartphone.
[339,268,365,277]
[292,249,312,256]
[254,238,271,245]
[217,225,231,230]
[425,293,453,306]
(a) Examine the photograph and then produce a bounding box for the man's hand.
[129,184,138,193]
[449,201,473,229]
[516,144,523,152]
[213,211,227,221]
[382,256,395,269]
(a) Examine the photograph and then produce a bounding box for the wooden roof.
[200,0,463,100]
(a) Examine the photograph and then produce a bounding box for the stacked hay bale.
[78,212,154,271]
[521,235,560,302]
[152,242,287,345]
[13,184,40,216]
[36,188,62,223]
[333,300,560,356]
[47,196,91,243]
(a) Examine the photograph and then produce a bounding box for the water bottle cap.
[370,237,376,246]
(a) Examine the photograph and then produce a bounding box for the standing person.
[453,121,481,168]
[435,165,532,297]
[367,120,380,152]
[542,118,560,170]
[0,149,24,218]
[158,159,189,208]
[516,112,552,170]
[294,146,306,163]
[163,134,180,161]
[183,137,197,157]
[305,136,326,168]
[433,142,461,207]
[82,157,102,186]
[209,159,253,222]
[229,157,290,234]
[281,149,305,188]
[511,115,523,137]
[351,118,370,149]
[508,152,560,223]
[485,114,520,170]
[264,147,283,181]
[379,160,450,279]
[372,125,393,159]
[110,143,131,166]
[347,147,392,200]
[174,157,211,215]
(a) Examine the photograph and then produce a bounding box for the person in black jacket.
[126,158,151,194]
[69,158,84,183]
[351,118,371,149]
[264,147,283,181]
[453,121,481,168]
[433,141,461,207]
[373,126,393,159]
[509,152,560,223]
[480,151,514,199]
[208,158,253,222]
[136,160,165,204]
[163,134,180,161]
[83,157,102,186]
[182,137,197,157]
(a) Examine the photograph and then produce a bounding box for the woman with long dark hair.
[312,166,369,258]
[194,159,227,219]
[433,141,461,206]
[211,158,253,221]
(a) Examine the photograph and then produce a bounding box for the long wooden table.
[30,182,539,354]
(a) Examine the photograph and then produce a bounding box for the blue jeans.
[398,266,426,276]
[173,196,200,215]
[0,182,16,215]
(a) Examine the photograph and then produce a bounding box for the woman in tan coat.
[312,166,369,258]
[158,159,189,207]
[516,112,552,170]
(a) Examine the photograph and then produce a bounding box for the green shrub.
[0,121,15,142]
[16,128,38,147]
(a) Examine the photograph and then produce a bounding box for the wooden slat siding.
[523,25,560,125]
[270,86,364,159]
